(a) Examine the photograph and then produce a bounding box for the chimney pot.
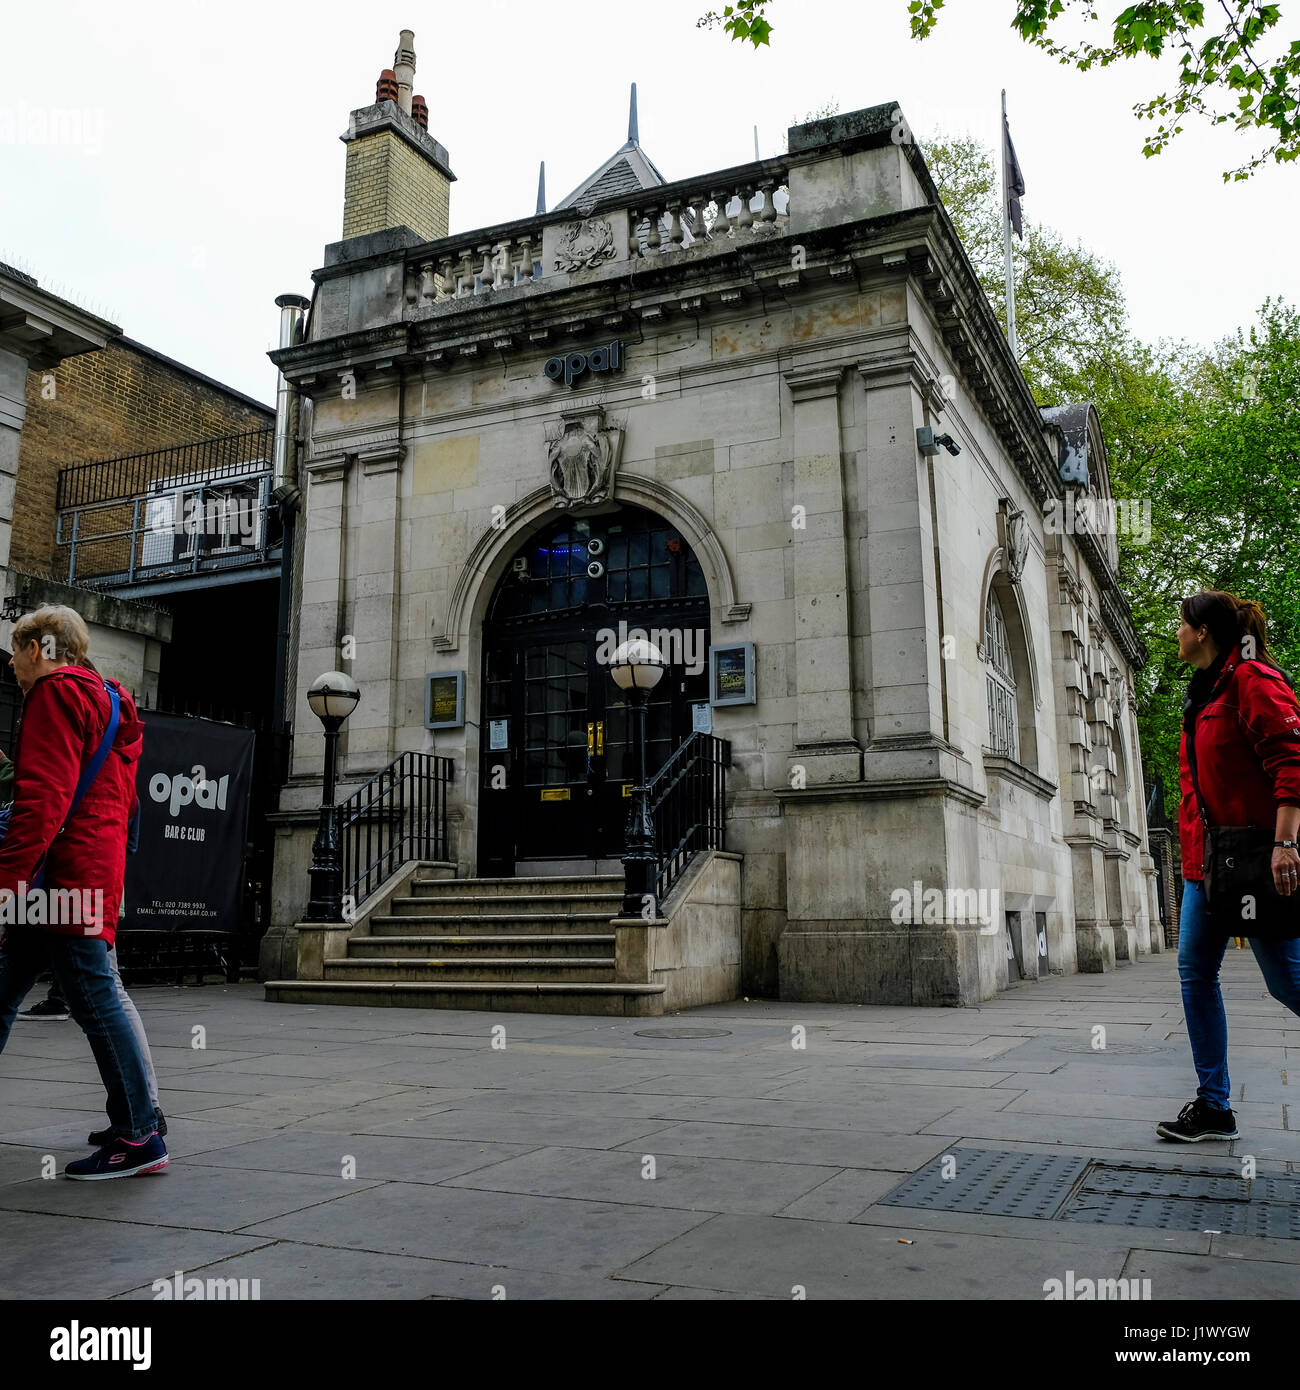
[376,68,398,104]
[412,95,428,129]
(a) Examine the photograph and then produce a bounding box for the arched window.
[985,588,1019,760]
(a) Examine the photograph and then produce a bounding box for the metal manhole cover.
[879,1146,1090,1219]
[633,1027,732,1039]
[1060,1161,1300,1238]
[1051,1041,1164,1055]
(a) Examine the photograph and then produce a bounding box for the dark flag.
[1003,111,1026,239]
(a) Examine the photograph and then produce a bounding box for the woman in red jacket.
[1157,591,1300,1141]
[0,605,167,1178]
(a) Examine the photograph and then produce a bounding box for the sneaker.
[88,1113,167,1146]
[18,997,71,1020]
[64,1133,169,1181]
[1156,1098,1239,1142]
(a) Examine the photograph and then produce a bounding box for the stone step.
[348,934,615,958]
[387,895,621,917]
[325,957,617,983]
[263,979,666,1016]
[371,912,617,933]
[407,874,623,897]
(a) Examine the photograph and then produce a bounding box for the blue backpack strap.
[65,682,120,825]
[31,680,120,891]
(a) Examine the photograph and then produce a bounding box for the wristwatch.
[1276,840,1298,849]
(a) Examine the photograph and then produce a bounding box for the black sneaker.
[89,1113,167,1146]
[18,997,71,1020]
[1156,1098,1239,1142]
[64,1132,168,1181]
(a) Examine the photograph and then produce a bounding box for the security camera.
[934,433,961,456]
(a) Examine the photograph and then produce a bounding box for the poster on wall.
[121,711,255,935]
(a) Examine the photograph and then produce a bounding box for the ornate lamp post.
[304,670,361,922]
[610,639,666,917]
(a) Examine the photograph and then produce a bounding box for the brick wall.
[343,129,450,242]
[14,337,273,577]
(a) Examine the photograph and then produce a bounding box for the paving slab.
[364,1109,677,1149]
[614,1212,1132,1299]
[0,1160,383,1232]
[440,1145,834,1214]
[109,1243,670,1300]
[1120,1248,1300,1297]
[240,1182,713,1272]
[0,1213,269,1300]
[185,1131,538,1183]
[614,1120,950,1171]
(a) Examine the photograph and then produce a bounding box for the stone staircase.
[264,866,668,1016]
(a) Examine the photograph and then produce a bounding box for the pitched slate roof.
[553,83,666,214]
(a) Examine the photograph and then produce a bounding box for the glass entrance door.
[478,506,710,874]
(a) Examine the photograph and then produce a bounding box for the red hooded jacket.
[1179,654,1300,881]
[0,665,144,945]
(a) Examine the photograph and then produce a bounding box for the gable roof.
[553,83,666,214]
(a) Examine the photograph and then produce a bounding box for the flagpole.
[1001,88,1018,359]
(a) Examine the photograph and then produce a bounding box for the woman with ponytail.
[1158,591,1300,1141]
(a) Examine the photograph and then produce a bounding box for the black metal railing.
[56,427,275,509]
[646,731,730,907]
[340,751,453,909]
[54,428,278,586]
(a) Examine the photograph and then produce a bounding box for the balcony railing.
[54,428,278,586]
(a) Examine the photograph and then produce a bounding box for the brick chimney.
[341,30,455,244]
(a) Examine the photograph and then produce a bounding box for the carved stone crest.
[545,406,624,508]
[998,499,1030,583]
[553,217,617,272]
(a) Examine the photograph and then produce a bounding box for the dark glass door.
[478,506,710,874]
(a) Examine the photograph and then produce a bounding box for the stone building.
[263,34,1158,1011]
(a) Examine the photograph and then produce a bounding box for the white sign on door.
[489,719,509,750]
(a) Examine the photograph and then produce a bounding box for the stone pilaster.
[345,437,404,776]
[293,449,350,781]
[782,364,860,785]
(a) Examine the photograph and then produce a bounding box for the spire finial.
[536,161,546,216]
[628,82,638,145]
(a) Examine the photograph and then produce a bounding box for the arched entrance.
[478,504,710,874]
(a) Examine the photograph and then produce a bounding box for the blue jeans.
[0,929,158,1142]
[1178,878,1300,1108]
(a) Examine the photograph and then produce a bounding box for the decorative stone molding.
[359,434,405,474]
[997,498,1030,583]
[303,450,349,484]
[983,754,1058,801]
[545,405,624,508]
[433,473,745,653]
[783,364,845,402]
[553,217,618,272]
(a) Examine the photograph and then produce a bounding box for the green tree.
[926,134,1300,820]
[701,0,1300,179]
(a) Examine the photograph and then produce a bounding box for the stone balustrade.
[624,171,790,259]
[403,159,792,308]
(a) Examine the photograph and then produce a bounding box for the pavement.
[2,943,1299,1300]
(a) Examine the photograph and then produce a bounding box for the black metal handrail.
[339,751,453,909]
[55,427,274,510]
[645,731,730,907]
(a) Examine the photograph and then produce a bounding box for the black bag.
[1186,707,1300,939]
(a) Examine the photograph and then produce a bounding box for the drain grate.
[1051,1041,1165,1055]
[632,1027,732,1039]
[879,1149,1300,1238]
[1060,1161,1300,1238]
[879,1147,1090,1219]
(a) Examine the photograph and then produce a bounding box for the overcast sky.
[3,0,1295,407]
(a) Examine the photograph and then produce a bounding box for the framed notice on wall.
[425,671,465,729]
[710,642,755,707]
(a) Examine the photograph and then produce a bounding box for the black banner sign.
[122,711,255,935]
